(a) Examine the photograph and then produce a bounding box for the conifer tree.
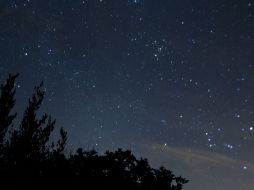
[0,74,18,152]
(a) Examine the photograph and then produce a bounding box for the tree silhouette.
[0,74,188,189]
[8,82,55,162]
[0,74,18,152]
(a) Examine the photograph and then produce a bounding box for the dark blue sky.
[0,0,254,189]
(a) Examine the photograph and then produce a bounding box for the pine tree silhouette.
[0,74,18,151]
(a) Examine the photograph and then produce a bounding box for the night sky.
[0,0,254,189]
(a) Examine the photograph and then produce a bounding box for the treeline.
[0,74,188,189]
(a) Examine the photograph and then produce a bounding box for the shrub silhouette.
[0,74,188,189]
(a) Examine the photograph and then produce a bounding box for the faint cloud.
[150,143,254,172]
